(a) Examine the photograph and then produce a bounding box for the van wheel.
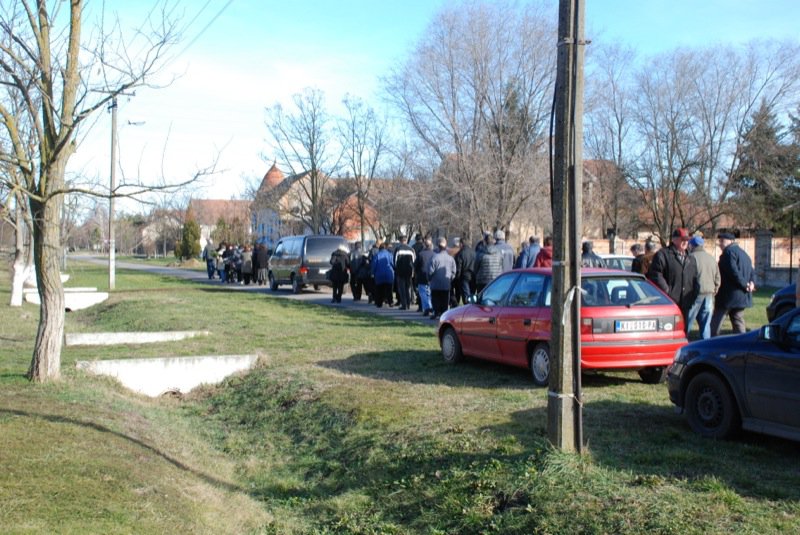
[269,273,278,291]
[313,284,320,291]
[530,343,550,387]
[291,276,301,294]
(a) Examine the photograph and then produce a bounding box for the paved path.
[74,255,439,326]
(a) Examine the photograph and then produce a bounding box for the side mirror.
[759,324,781,343]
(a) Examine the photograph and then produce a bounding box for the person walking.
[474,235,504,294]
[533,237,554,267]
[686,236,720,339]
[455,238,476,304]
[414,237,435,315]
[494,230,515,272]
[202,239,216,279]
[349,242,366,301]
[393,234,416,310]
[647,228,698,332]
[428,236,457,319]
[216,242,228,282]
[371,242,395,308]
[581,241,606,268]
[255,243,270,285]
[329,244,350,303]
[711,232,755,336]
[240,245,254,285]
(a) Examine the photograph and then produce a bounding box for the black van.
[268,235,349,293]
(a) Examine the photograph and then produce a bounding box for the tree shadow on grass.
[0,408,247,495]
[488,400,800,502]
[318,350,536,389]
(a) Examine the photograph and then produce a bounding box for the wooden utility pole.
[548,0,585,453]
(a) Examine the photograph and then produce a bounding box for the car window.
[479,273,517,306]
[506,273,546,307]
[786,315,800,344]
[582,276,672,307]
[273,241,285,258]
[306,237,347,262]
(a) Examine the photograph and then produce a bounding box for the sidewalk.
[74,255,440,326]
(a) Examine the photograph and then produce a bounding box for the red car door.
[496,273,549,367]
[458,273,518,361]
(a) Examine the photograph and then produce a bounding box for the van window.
[288,237,302,257]
[273,241,286,258]
[305,237,347,262]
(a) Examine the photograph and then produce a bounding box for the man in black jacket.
[647,228,698,332]
[454,239,476,304]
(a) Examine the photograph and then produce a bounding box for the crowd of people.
[201,239,270,286]
[631,228,756,339]
[201,227,757,338]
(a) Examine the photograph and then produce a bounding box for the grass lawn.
[1,260,798,534]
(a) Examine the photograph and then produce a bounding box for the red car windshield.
[578,276,672,307]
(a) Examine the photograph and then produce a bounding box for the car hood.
[684,330,760,351]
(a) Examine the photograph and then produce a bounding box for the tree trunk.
[28,193,65,382]
[10,194,33,307]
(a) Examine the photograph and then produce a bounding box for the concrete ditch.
[76,354,261,397]
[66,330,210,346]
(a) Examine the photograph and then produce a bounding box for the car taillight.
[299,265,308,275]
[581,318,593,335]
[673,314,684,332]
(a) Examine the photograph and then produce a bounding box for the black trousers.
[431,289,450,317]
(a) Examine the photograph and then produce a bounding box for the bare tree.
[0,1,205,381]
[586,40,800,243]
[385,1,555,238]
[265,88,340,234]
[338,95,387,246]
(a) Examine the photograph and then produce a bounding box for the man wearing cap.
[647,228,698,332]
[711,232,755,336]
[494,229,515,272]
[686,236,720,339]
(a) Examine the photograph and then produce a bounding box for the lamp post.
[108,97,118,290]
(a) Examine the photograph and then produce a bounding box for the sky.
[68,0,800,210]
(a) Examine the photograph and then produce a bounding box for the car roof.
[511,267,645,279]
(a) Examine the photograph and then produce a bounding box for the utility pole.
[548,0,585,453]
[108,97,118,290]
[106,91,136,290]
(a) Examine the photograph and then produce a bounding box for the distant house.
[187,198,252,249]
[250,162,381,247]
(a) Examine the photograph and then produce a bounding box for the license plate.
[615,319,657,332]
[320,268,329,275]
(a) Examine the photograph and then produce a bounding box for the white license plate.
[615,319,657,332]
[319,268,329,275]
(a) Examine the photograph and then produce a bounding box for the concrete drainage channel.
[71,330,260,397]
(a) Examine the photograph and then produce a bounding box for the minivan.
[268,235,349,293]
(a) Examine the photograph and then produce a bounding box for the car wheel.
[291,276,301,294]
[638,366,667,384]
[441,327,463,364]
[684,372,740,439]
[530,343,550,387]
[269,273,278,291]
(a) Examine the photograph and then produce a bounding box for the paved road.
[75,255,439,326]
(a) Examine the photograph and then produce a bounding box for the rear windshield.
[305,237,347,262]
[580,276,672,307]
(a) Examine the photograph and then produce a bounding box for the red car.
[438,268,688,385]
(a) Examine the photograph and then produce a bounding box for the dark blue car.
[668,308,800,441]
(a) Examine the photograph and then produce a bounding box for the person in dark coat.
[415,237,435,315]
[393,234,416,310]
[710,232,755,336]
[455,239,476,304]
[474,235,504,293]
[581,241,606,268]
[630,243,644,273]
[329,244,350,303]
[349,242,366,301]
[647,228,698,332]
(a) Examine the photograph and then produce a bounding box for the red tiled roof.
[188,199,252,226]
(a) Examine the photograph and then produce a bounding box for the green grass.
[1,260,798,534]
